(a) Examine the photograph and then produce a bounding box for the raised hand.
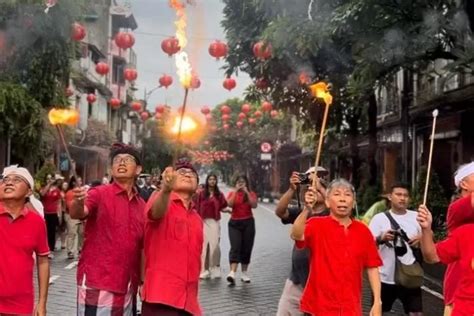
[417,204,433,230]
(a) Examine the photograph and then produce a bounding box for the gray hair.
[326,178,356,197]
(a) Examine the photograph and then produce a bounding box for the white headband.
[454,162,474,187]
[2,165,35,189]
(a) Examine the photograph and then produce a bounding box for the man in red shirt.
[0,165,50,316]
[291,178,382,316]
[141,160,203,316]
[418,205,474,316]
[70,143,146,316]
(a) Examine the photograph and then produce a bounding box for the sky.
[132,0,251,115]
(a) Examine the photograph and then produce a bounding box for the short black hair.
[110,143,142,165]
[390,182,410,192]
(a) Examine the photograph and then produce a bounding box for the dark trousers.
[228,218,255,264]
[141,302,191,316]
[45,213,59,252]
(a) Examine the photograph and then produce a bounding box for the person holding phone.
[226,175,258,284]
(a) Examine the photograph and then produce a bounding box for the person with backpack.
[369,183,423,315]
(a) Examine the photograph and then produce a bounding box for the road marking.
[258,203,275,215]
[421,285,444,300]
[65,261,78,270]
[49,275,60,285]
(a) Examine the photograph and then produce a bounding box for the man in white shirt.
[369,183,423,316]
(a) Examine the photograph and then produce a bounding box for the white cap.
[305,166,328,174]
[454,162,474,187]
[2,165,35,188]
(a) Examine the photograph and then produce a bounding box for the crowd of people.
[0,141,473,316]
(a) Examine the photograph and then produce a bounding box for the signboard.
[260,142,272,153]
[260,153,272,161]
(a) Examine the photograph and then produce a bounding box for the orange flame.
[165,112,204,144]
[169,0,192,88]
[309,82,333,106]
[48,108,80,125]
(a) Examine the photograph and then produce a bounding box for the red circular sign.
[260,142,272,153]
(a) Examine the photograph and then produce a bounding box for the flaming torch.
[48,108,80,177]
[309,81,333,189]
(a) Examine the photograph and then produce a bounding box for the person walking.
[195,173,228,280]
[65,176,83,259]
[141,161,203,316]
[0,165,50,316]
[40,174,62,258]
[226,175,258,284]
[70,143,146,316]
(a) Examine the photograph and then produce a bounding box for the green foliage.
[141,120,173,173]
[359,184,383,212]
[83,119,116,147]
[412,166,449,221]
[34,161,56,188]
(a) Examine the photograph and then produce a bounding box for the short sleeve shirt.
[0,207,49,315]
[298,216,382,315]
[436,224,474,314]
[41,187,61,214]
[227,191,257,220]
[195,191,228,221]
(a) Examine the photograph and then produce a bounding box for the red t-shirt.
[0,206,49,315]
[227,191,257,220]
[195,191,227,221]
[296,216,382,316]
[78,183,145,294]
[444,195,474,304]
[142,192,203,316]
[41,187,61,214]
[436,224,474,315]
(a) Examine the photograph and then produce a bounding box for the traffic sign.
[260,142,272,153]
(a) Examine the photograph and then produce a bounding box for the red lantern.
[95,62,109,76]
[208,40,228,60]
[270,110,279,119]
[236,121,244,128]
[140,112,150,120]
[222,114,230,121]
[86,93,96,104]
[220,105,231,115]
[115,32,135,50]
[191,76,201,90]
[261,101,273,112]
[248,118,256,125]
[238,112,246,120]
[65,87,74,97]
[159,74,173,88]
[223,124,230,131]
[124,68,138,81]
[253,41,272,60]
[241,103,251,114]
[71,22,86,41]
[161,37,180,57]
[155,112,163,120]
[155,105,166,114]
[254,110,263,118]
[109,98,121,109]
[201,106,210,115]
[223,77,236,91]
[131,101,142,111]
[256,78,269,90]
[205,113,212,121]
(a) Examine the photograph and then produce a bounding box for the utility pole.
[401,69,411,183]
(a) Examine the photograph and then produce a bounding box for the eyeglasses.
[1,176,27,185]
[177,168,197,178]
[112,156,136,165]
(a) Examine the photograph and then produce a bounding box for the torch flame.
[48,108,80,126]
[171,115,198,135]
[169,0,193,88]
[309,82,333,106]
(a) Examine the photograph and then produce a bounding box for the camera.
[392,229,409,242]
[297,172,311,185]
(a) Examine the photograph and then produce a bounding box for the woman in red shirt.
[195,174,228,279]
[226,175,258,284]
[40,174,62,256]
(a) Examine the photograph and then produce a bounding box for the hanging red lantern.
[248,118,257,125]
[254,110,263,118]
[223,77,236,91]
[86,93,96,104]
[131,101,142,111]
[109,98,121,109]
[220,105,231,115]
[238,112,246,120]
[155,104,166,114]
[223,124,230,131]
[95,62,109,76]
[159,74,173,88]
[65,87,74,97]
[161,37,180,57]
[205,113,212,121]
[191,75,201,90]
[241,103,251,114]
[115,32,135,50]
[255,78,269,90]
[253,41,272,60]
[201,106,210,115]
[71,22,86,41]
[261,101,273,112]
[155,112,163,120]
[140,112,150,120]
[124,68,138,81]
[236,121,244,128]
[222,114,231,121]
[208,40,228,60]
[270,110,279,119]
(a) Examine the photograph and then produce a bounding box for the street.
[43,200,445,316]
